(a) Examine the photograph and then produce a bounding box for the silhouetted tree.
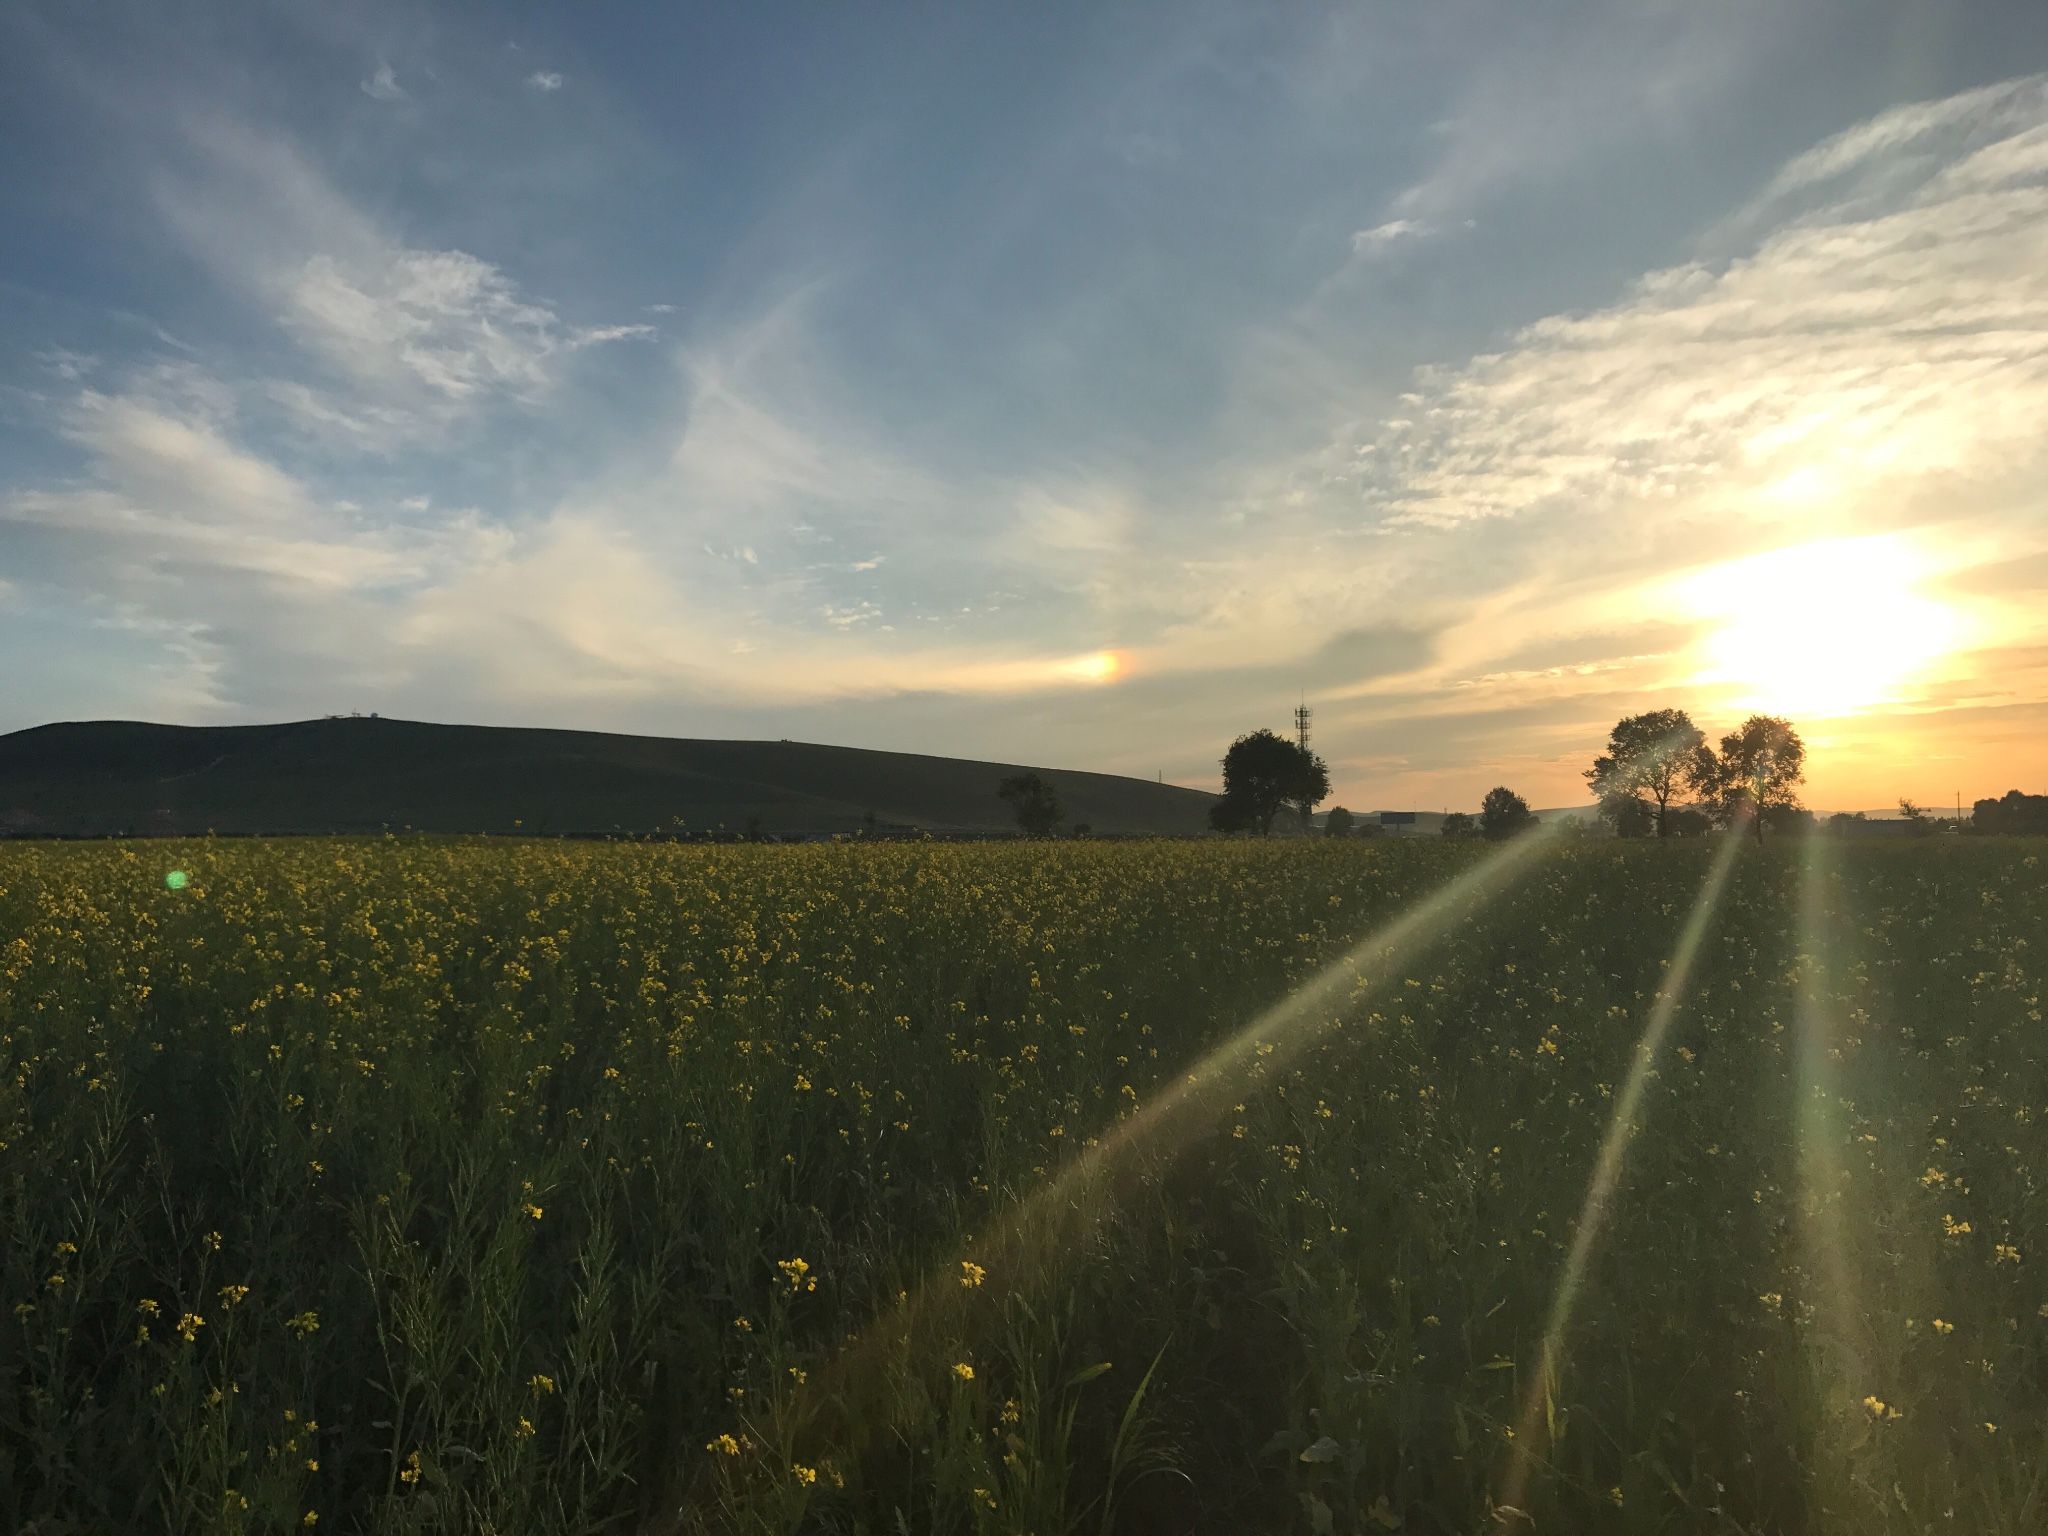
[1479,786,1537,841]
[997,772,1064,837]
[1712,715,1806,845]
[1586,709,1714,837]
[1214,729,1330,838]
[1598,790,1655,838]
[1972,790,2048,834]
[1324,806,1354,838]
[1440,812,1476,839]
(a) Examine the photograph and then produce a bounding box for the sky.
[4,0,2048,813]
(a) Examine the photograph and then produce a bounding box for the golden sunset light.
[1056,648,1125,685]
[8,9,2048,1535]
[1680,536,1970,719]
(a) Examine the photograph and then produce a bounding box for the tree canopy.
[1711,715,1806,844]
[1479,786,1537,841]
[1586,708,1713,837]
[1324,805,1354,838]
[996,771,1063,837]
[1212,729,1330,837]
[1971,790,2048,834]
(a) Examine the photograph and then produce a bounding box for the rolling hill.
[0,717,1221,839]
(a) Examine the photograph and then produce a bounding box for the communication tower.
[1294,698,1312,754]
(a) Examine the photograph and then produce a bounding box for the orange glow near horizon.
[1680,535,1968,719]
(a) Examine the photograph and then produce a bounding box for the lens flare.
[1497,830,1746,1519]
[766,824,1567,1477]
[164,870,189,891]
[1791,833,1871,1519]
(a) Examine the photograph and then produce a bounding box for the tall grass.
[1,837,2042,1533]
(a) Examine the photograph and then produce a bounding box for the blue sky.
[6,0,2048,809]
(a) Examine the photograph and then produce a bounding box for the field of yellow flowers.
[1,835,2043,1534]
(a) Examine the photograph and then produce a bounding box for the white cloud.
[286,248,573,401]
[1759,73,2048,205]
[1342,101,2048,539]
[1385,4,1769,226]
[360,62,405,102]
[527,70,564,93]
[152,120,648,441]
[36,348,97,381]
[1350,219,1430,255]
[658,291,940,546]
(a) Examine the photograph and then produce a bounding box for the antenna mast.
[1294,696,1312,755]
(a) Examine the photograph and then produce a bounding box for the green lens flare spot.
[164,870,189,892]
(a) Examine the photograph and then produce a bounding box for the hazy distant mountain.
[0,717,1219,838]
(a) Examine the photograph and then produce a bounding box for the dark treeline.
[1972,789,2048,834]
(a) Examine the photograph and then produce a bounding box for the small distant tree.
[1829,811,1868,832]
[1586,709,1715,837]
[1599,790,1655,838]
[1712,715,1806,845]
[1324,806,1354,838]
[1214,729,1330,838]
[997,772,1064,838]
[1479,786,1537,841]
[1441,812,1477,839]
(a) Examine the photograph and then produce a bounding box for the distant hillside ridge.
[0,717,1220,838]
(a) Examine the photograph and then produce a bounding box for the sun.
[1682,536,1965,717]
[1055,649,1124,684]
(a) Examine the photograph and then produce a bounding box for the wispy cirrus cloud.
[1349,218,1431,256]
[359,61,404,102]
[151,118,649,446]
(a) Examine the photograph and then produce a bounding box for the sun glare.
[1057,649,1124,684]
[1683,536,1965,717]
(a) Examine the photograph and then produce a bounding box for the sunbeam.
[1495,829,1747,1521]
[726,823,1572,1494]
[1792,832,1870,1524]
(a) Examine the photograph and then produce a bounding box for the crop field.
[1,835,2043,1535]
